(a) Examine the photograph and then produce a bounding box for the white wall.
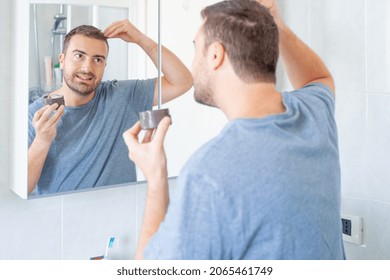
[279,0,390,259]
[1,0,390,260]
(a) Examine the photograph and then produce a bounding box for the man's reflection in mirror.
[28,21,192,195]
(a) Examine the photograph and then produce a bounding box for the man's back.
[144,83,345,259]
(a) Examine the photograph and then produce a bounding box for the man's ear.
[207,42,225,70]
[59,53,65,70]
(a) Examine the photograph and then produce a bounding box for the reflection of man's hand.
[123,117,171,183]
[103,19,144,45]
[32,104,64,147]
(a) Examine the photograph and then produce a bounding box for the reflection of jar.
[44,93,65,107]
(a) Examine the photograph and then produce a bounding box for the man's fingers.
[103,21,121,37]
[103,20,129,38]
[33,104,62,125]
[33,105,50,122]
[153,117,171,144]
[123,121,142,148]
[42,104,63,126]
[104,25,122,38]
[142,129,154,144]
[49,105,65,126]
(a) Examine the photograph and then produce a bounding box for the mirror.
[27,2,134,198]
[10,0,226,199]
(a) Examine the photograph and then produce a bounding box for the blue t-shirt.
[29,79,155,195]
[144,83,345,260]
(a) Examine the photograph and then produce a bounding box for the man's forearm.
[28,140,50,193]
[137,35,192,105]
[278,21,334,91]
[135,177,169,259]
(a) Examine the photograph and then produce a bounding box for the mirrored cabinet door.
[11,0,139,199]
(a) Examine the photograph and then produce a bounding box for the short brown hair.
[62,25,109,55]
[201,0,278,83]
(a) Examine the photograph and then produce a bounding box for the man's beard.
[63,71,99,97]
[193,75,216,108]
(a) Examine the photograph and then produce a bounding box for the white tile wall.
[309,0,366,93]
[367,0,390,93]
[0,188,61,217]
[366,200,390,259]
[0,209,62,259]
[365,95,390,202]
[60,185,138,260]
[336,92,367,198]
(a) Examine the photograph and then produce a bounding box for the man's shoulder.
[284,82,336,112]
[96,79,154,97]
[290,82,334,99]
[180,128,234,176]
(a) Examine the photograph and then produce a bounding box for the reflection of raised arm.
[103,20,193,105]
[258,0,334,92]
[28,104,64,194]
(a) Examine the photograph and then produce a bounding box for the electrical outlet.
[341,214,363,245]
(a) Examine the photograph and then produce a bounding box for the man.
[124,0,345,259]
[28,20,192,195]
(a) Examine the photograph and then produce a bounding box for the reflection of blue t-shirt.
[28,79,155,195]
[144,83,345,260]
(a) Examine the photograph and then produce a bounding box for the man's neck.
[217,82,286,120]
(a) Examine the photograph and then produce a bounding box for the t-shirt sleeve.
[300,82,335,110]
[290,82,336,119]
[286,82,338,148]
[117,78,156,113]
[143,173,224,260]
